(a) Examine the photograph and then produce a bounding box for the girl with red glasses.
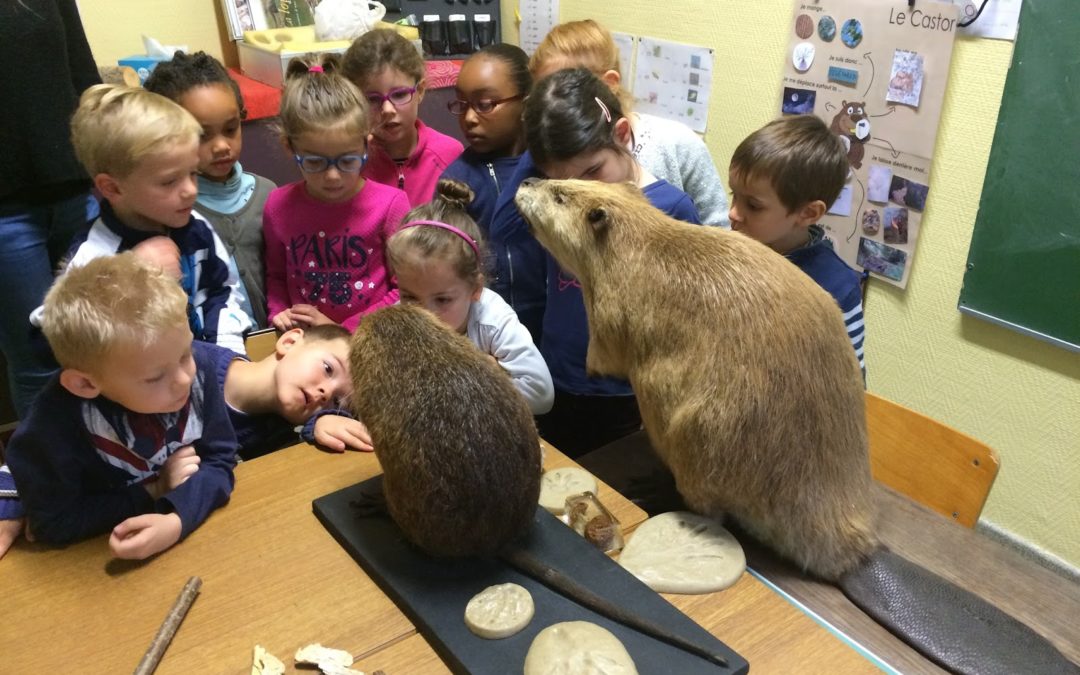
[342,29,463,206]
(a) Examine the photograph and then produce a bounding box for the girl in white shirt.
[387,179,554,414]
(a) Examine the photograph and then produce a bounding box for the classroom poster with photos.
[633,37,714,133]
[780,0,959,288]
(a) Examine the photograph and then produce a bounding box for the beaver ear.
[587,207,608,233]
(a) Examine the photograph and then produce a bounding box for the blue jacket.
[485,151,550,342]
[543,180,701,396]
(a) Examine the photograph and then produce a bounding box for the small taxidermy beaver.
[349,303,541,557]
[349,304,730,668]
[514,178,1078,675]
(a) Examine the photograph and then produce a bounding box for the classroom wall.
[79,0,228,67]
[78,3,1079,567]
[512,1,1080,569]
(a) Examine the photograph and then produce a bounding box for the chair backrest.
[865,392,999,528]
[244,329,279,362]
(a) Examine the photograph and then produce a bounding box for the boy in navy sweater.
[727,115,867,377]
[50,84,251,354]
[5,254,238,560]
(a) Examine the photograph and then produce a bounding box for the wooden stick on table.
[133,576,202,675]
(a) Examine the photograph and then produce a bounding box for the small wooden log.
[133,576,202,675]
[98,65,141,87]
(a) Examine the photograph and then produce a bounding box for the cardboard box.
[117,55,169,85]
[238,27,351,89]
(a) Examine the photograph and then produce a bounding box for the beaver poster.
[779,0,958,288]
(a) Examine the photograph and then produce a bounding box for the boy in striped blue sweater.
[727,115,867,378]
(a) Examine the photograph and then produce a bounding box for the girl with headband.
[386,179,553,414]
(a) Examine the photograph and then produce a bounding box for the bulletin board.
[779,0,959,288]
[958,0,1080,351]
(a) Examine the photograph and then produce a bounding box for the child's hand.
[0,517,26,559]
[271,308,298,331]
[157,446,201,495]
[109,512,183,560]
[132,236,182,280]
[287,304,337,327]
[313,415,374,453]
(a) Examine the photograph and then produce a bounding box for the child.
[441,43,531,234]
[524,68,701,457]
[58,84,251,355]
[264,55,411,333]
[5,253,237,560]
[387,179,553,414]
[341,28,463,205]
[145,51,277,329]
[0,321,370,560]
[728,115,866,376]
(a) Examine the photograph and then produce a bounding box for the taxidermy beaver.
[515,177,1078,675]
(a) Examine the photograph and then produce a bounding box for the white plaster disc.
[464,582,535,639]
[524,621,638,675]
[538,467,598,515]
[618,511,745,594]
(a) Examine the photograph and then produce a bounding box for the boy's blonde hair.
[42,253,189,374]
[279,53,370,141]
[70,84,201,178]
[730,115,849,213]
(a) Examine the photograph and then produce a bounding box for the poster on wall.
[780,0,959,288]
[633,37,714,133]
[519,0,560,55]
[612,31,638,87]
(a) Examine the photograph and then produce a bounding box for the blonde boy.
[6,254,238,560]
[59,84,250,354]
[727,115,866,375]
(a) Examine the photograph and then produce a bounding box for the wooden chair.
[865,392,999,528]
[243,328,279,362]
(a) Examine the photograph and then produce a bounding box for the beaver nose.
[521,177,541,187]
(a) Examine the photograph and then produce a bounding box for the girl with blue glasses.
[263,54,411,334]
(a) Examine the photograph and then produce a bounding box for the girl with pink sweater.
[264,55,411,332]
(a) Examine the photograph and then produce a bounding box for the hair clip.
[310,65,324,73]
[595,96,611,123]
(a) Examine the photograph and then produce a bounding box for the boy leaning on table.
[2,253,237,561]
[0,255,374,560]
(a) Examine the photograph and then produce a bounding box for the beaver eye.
[587,207,606,223]
[554,192,565,205]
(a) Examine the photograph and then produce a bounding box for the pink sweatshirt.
[363,120,464,206]
[264,179,411,331]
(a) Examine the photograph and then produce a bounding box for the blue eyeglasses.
[365,86,418,108]
[293,152,368,174]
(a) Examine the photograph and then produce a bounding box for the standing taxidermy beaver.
[349,304,542,557]
[515,178,1079,675]
[516,177,877,581]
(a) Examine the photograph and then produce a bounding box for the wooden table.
[1,440,881,673]
[580,430,1080,675]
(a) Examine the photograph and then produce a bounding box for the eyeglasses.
[447,94,524,116]
[293,152,368,174]
[365,86,417,108]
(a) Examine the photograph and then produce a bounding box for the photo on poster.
[889,175,929,211]
[867,165,892,203]
[883,206,909,244]
[818,15,836,41]
[795,14,814,39]
[887,49,925,107]
[858,237,907,282]
[862,209,881,235]
[781,87,816,115]
[841,19,863,48]
[793,42,816,72]
[828,184,854,216]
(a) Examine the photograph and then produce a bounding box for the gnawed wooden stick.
[133,576,202,675]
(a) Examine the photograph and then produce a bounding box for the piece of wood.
[133,576,202,675]
[98,65,141,87]
[866,392,999,527]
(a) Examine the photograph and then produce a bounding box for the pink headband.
[399,220,479,258]
[309,65,324,73]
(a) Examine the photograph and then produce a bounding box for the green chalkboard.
[958,0,1080,351]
